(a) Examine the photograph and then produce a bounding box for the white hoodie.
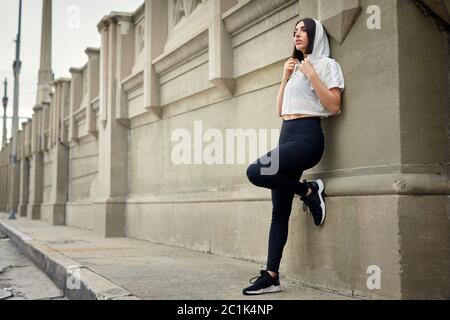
[281,19,345,119]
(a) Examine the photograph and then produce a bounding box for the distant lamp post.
[2,78,7,149]
[9,0,23,220]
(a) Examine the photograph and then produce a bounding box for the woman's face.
[294,21,308,54]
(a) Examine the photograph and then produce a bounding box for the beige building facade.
[0,0,449,299]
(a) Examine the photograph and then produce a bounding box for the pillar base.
[27,204,41,220]
[48,203,65,225]
[92,198,126,238]
[18,203,28,217]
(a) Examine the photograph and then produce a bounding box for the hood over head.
[299,19,344,93]
[308,19,331,62]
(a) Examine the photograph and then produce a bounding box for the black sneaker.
[242,270,281,295]
[300,179,326,226]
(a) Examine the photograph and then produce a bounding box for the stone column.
[48,139,68,225]
[50,82,58,147]
[2,144,11,213]
[0,152,2,211]
[18,121,30,217]
[42,98,50,151]
[28,107,44,220]
[68,68,83,142]
[208,0,236,96]
[8,134,20,217]
[394,0,449,299]
[85,48,100,136]
[92,13,134,237]
[283,0,449,299]
[47,79,70,225]
[143,0,168,118]
[27,0,53,220]
[115,16,134,123]
[98,24,108,128]
[31,107,41,154]
[36,0,53,108]
[28,153,43,220]
[0,149,6,211]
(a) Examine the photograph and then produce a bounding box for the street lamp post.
[9,0,22,220]
[2,78,7,149]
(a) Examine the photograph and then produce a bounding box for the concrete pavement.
[0,213,359,300]
[0,228,66,300]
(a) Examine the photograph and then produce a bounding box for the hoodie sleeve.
[310,59,345,93]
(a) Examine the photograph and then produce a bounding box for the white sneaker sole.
[244,285,282,295]
[315,179,326,226]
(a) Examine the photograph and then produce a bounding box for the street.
[0,229,66,300]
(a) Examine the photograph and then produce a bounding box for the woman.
[242,18,345,296]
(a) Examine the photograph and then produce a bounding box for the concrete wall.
[65,133,99,230]
[126,0,407,299]
[27,159,33,209]
[40,150,53,222]
[0,143,10,212]
[396,0,449,299]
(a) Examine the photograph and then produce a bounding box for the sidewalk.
[0,213,357,300]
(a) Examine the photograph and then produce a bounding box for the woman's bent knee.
[246,163,263,186]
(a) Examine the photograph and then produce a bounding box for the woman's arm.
[299,55,341,114]
[309,74,341,114]
[277,77,289,117]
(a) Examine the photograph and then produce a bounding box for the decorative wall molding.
[133,3,145,23]
[69,68,84,143]
[51,78,70,148]
[122,70,144,119]
[85,47,100,137]
[142,1,170,119]
[74,106,87,122]
[122,70,144,94]
[423,0,450,24]
[136,24,145,55]
[125,172,449,205]
[223,0,293,36]
[173,0,208,26]
[132,4,146,74]
[153,29,208,75]
[318,0,362,44]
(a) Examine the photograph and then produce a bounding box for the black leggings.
[246,117,325,273]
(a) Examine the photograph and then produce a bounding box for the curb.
[0,221,140,300]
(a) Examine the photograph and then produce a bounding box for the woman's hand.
[282,58,300,81]
[299,55,317,79]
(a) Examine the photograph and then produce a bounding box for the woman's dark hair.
[291,18,316,61]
